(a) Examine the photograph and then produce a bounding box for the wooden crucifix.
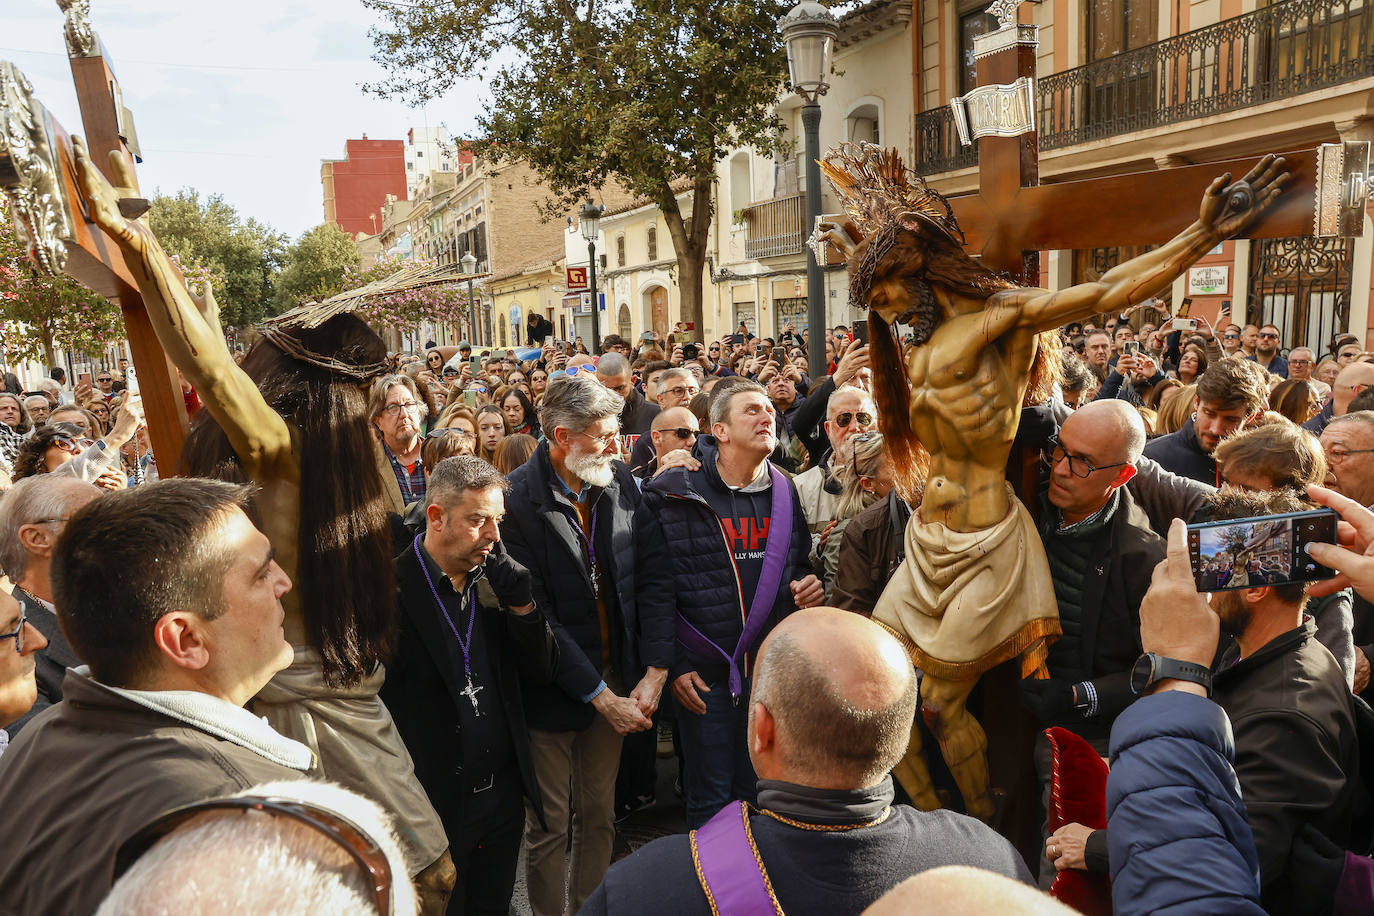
[946,0,1367,285]
[0,3,188,470]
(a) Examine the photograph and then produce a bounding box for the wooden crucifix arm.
[73,139,295,482]
[1006,155,1289,334]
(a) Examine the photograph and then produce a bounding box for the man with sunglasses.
[794,387,878,539]
[1220,323,1244,356]
[0,479,316,915]
[631,407,699,479]
[1024,400,1163,883]
[1246,324,1289,378]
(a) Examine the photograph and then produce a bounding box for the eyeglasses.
[565,365,594,378]
[381,401,422,417]
[1258,332,1280,339]
[833,411,875,429]
[1043,435,1129,478]
[574,428,620,449]
[52,437,93,453]
[427,355,443,363]
[0,612,28,653]
[1325,444,1374,463]
[114,796,392,914]
[663,385,699,398]
[531,375,548,382]
[1223,334,1240,340]
[668,427,697,439]
[709,347,720,353]
[427,427,474,440]
[96,377,112,384]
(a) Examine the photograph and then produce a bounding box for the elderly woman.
[820,432,893,603]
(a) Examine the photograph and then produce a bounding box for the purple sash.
[690,802,779,915]
[676,463,792,699]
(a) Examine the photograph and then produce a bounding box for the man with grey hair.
[371,373,429,506]
[793,385,878,538]
[596,351,658,456]
[1319,409,1374,698]
[583,608,1030,914]
[654,367,700,411]
[501,376,675,915]
[1024,399,1164,882]
[1287,346,1316,381]
[641,379,824,829]
[23,394,50,427]
[383,456,557,914]
[99,779,421,915]
[0,475,101,734]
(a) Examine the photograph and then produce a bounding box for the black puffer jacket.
[640,437,812,682]
[1141,415,1219,486]
[501,441,675,731]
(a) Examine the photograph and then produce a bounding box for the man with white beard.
[500,375,675,916]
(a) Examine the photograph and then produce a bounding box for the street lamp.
[780,0,838,382]
[579,199,604,354]
[460,251,478,346]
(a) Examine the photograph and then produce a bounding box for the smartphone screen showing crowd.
[1188,508,1337,591]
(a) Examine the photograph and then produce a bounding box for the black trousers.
[442,770,526,916]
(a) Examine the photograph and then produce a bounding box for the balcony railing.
[915,0,1374,172]
[744,193,806,259]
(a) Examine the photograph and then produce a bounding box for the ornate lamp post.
[579,199,604,353]
[460,251,478,346]
[780,1,838,381]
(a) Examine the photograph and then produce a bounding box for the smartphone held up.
[1187,509,1337,592]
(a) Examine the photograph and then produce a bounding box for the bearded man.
[500,375,675,916]
[73,140,454,910]
[814,142,1286,819]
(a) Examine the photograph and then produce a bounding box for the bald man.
[1304,360,1374,435]
[1024,400,1164,882]
[628,406,699,478]
[583,608,1030,915]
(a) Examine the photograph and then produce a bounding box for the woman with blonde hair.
[1268,378,1322,425]
[1153,383,1197,436]
[493,433,537,475]
[820,432,893,602]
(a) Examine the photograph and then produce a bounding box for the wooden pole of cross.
[0,7,188,471]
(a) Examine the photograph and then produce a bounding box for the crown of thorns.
[820,142,965,308]
[258,326,391,382]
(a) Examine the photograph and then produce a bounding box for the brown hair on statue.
[180,314,396,687]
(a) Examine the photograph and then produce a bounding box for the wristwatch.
[1130,653,1213,697]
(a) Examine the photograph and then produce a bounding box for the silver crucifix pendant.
[460,677,484,716]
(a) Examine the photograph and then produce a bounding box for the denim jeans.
[675,675,758,828]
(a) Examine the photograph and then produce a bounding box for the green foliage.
[274,223,363,313]
[147,189,288,326]
[363,0,807,328]
[0,201,126,366]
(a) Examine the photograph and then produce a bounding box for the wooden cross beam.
[947,9,1365,287]
[0,12,188,471]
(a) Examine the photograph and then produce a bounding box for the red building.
[321,135,407,238]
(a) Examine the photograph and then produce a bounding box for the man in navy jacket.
[641,380,824,827]
[500,376,675,916]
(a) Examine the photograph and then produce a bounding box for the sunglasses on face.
[833,411,875,429]
[1259,332,1279,339]
[565,365,593,377]
[668,427,697,439]
[52,436,93,453]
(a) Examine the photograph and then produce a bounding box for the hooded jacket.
[641,436,812,682]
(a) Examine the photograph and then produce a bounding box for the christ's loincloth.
[873,485,1059,680]
[252,648,448,875]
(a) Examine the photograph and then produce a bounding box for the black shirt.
[417,543,513,778]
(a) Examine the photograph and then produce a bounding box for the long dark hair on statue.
[179,314,395,687]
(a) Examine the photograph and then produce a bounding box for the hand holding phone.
[1187,508,1336,592]
[853,319,869,346]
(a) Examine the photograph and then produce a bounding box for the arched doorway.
[617,304,632,339]
[646,286,669,339]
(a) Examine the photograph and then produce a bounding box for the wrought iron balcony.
[744,193,806,260]
[914,0,1374,173]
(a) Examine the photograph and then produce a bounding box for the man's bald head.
[1332,362,1374,416]
[651,406,696,433]
[1060,398,1146,464]
[750,607,917,788]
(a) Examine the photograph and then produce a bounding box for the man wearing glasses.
[0,589,47,756]
[95,370,116,399]
[0,476,101,736]
[1303,361,1374,436]
[1318,412,1374,699]
[1025,400,1163,883]
[370,375,430,507]
[501,376,674,916]
[1220,324,1244,356]
[1287,347,1316,381]
[0,479,314,915]
[794,387,878,538]
[631,407,699,479]
[1247,324,1289,378]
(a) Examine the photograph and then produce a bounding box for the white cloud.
[5,0,485,238]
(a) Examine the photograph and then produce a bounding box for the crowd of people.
[3,305,1374,915]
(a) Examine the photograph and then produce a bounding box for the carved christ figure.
[71,140,455,909]
[817,143,1286,819]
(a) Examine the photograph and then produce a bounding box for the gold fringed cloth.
[252,648,449,875]
[873,485,1060,681]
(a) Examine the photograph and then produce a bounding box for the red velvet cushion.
[1045,726,1113,916]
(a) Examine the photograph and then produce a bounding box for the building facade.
[321,136,408,238]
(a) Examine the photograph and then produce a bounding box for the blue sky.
[6,1,484,239]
